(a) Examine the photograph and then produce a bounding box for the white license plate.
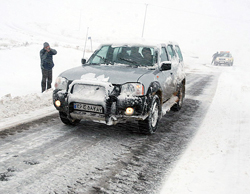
[74,103,103,113]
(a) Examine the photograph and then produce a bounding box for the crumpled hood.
[59,65,153,84]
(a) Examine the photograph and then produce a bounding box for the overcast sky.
[1,0,250,60]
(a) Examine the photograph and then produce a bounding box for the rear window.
[175,45,183,61]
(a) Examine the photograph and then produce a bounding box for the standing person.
[40,42,57,92]
[211,51,219,65]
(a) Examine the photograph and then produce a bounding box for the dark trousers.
[41,69,52,92]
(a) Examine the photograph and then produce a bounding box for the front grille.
[72,84,106,99]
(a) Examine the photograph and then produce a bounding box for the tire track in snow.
[0,72,220,194]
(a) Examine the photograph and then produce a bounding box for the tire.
[171,83,185,111]
[59,111,81,126]
[138,95,161,134]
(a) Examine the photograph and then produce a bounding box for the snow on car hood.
[59,65,154,84]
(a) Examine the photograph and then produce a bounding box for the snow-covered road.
[1,44,249,193]
[160,64,250,194]
[0,71,219,193]
[1,0,250,192]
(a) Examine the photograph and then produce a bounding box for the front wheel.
[59,111,81,126]
[138,95,161,135]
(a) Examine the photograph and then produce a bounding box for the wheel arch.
[145,81,163,104]
[144,81,163,117]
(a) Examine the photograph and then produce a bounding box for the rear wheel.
[59,111,81,125]
[138,95,161,135]
[171,83,185,111]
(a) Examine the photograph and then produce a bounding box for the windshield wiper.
[119,58,139,67]
[95,54,105,60]
[95,55,113,65]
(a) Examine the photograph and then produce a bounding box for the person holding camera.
[40,42,57,93]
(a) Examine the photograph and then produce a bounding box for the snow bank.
[0,43,87,130]
[0,90,53,119]
[0,90,57,130]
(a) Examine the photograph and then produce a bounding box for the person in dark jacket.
[211,51,219,65]
[40,42,57,92]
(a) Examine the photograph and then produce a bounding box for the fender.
[145,81,162,108]
[146,81,162,96]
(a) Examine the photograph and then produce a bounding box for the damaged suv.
[53,41,186,134]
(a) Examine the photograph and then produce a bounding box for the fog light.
[125,107,134,115]
[55,100,61,107]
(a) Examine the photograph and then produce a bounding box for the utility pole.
[141,4,148,38]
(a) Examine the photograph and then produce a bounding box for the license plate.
[74,103,103,113]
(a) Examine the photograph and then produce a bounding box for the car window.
[160,47,169,62]
[175,45,183,61]
[167,45,177,59]
[218,52,229,57]
[89,45,110,64]
[88,45,156,67]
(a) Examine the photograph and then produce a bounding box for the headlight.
[55,77,68,90]
[121,83,144,96]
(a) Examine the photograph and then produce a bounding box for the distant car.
[53,41,186,134]
[214,51,234,66]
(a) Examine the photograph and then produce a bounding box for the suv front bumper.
[53,89,149,125]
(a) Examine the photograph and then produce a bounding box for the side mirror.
[81,58,86,65]
[160,61,172,71]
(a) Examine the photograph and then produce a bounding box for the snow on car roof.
[98,39,179,48]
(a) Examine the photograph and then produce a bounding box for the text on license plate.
[74,103,103,113]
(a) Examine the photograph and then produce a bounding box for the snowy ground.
[0,45,91,130]
[1,47,250,193]
[1,0,250,193]
[160,62,250,193]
